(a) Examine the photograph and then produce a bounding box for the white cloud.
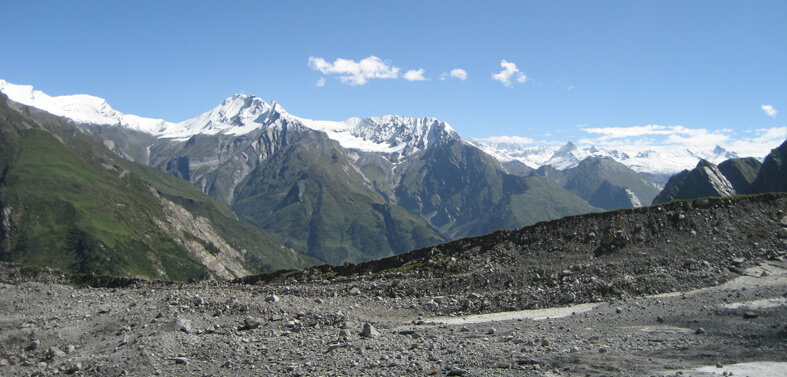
[315,78,326,87]
[567,85,575,91]
[308,56,400,85]
[403,69,428,81]
[479,136,538,144]
[441,69,467,81]
[492,60,527,87]
[449,68,468,80]
[762,105,778,117]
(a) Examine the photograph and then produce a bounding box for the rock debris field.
[2,194,787,376]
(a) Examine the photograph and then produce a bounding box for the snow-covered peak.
[164,95,289,139]
[705,146,739,164]
[0,79,174,134]
[295,114,459,155]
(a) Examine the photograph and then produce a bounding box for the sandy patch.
[722,297,787,310]
[422,302,599,325]
[690,361,787,377]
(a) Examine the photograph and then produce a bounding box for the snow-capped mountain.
[472,137,745,179]
[295,115,459,156]
[167,95,292,139]
[0,79,459,160]
[0,79,749,179]
[0,79,174,134]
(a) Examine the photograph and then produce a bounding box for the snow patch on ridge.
[0,79,174,134]
[295,115,458,155]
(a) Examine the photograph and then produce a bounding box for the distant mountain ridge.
[472,138,741,181]
[652,140,787,204]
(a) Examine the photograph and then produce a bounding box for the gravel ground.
[0,258,785,377]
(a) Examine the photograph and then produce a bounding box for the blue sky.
[1,1,785,155]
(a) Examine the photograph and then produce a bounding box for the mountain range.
[0,79,779,271]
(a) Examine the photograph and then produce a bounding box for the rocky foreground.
[1,194,787,376]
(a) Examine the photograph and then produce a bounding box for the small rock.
[98,305,111,314]
[459,326,471,332]
[656,316,664,323]
[172,357,189,365]
[487,328,496,335]
[743,311,758,319]
[264,294,279,303]
[731,257,747,266]
[243,317,262,330]
[338,329,349,337]
[361,323,380,338]
[695,328,705,335]
[447,367,468,376]
[0,359,8,367]
[48,347,67,358]
[778,228,787,239]
[616,307,623,314]
[599,346,608,353]
[349,287,362,296]
[426,366,439,375]
[26,340,40,351]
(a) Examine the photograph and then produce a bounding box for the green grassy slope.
[0,95,317,279]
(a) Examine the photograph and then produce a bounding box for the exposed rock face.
[653,160,736,204]
[149,187,249,279]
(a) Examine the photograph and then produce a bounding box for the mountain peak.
[164,95,291,139]
[558,141,577,152]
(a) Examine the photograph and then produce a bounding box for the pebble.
[265,294,279,303]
